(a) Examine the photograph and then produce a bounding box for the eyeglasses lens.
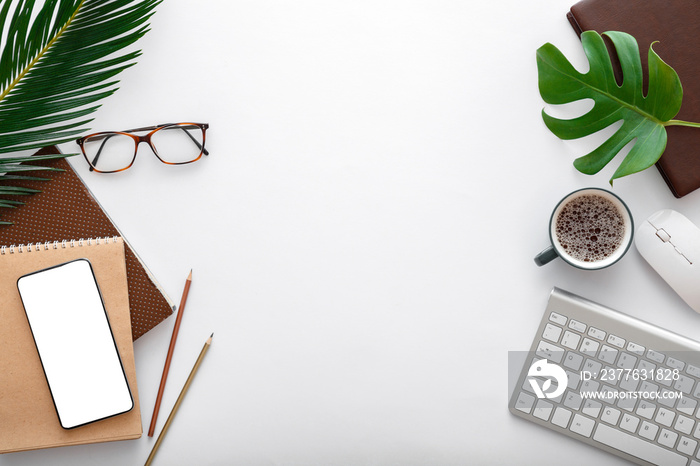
[151,125,205,164]
[82,133,136,172]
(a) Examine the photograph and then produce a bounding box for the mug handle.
[534,246,559,267]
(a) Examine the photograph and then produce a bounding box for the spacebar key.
[593,424,686,466]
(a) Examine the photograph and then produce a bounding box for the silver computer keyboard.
[509,288,700,466]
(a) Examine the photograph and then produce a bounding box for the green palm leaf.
[0,0,160,223]
[537,30,700,184]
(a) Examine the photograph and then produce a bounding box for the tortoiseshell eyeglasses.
[76,122,209,173]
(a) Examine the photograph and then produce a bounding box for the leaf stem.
[665,119,700,128]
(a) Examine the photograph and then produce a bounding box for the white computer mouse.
[635,209,700,313]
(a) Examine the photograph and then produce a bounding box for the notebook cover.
[0,237,141,453]
[0,146,174,339]
[567,0,700,198]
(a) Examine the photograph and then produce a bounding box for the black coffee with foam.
[554,194,625,263]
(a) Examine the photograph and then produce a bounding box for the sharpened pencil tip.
[210,332,214,338]
[187,269,193,280]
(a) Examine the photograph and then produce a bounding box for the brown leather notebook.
[0,146,174,339]
[567,0,700,198]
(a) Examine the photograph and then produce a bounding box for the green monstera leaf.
[537,30,700,183]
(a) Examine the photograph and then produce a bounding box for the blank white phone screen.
[17,259,133,429]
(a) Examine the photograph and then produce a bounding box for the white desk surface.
[6,1,700,465]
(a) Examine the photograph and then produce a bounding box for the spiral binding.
[0,236,119,255]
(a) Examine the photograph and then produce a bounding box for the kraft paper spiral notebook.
[567,0,700,198]
[0,146,174,339]
[0,237,142,454]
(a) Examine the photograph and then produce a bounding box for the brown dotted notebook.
[567,0,700,198]
[0,146,174,340]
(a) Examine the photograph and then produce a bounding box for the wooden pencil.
[148,269,193,437]
[145,333,213,466]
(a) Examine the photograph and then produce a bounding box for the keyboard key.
[560,331,581,350]
[580,379,600,395]
[566,371,581,390]
[598,345,618,364]
[638,359,656,375]
[659,428,678,449]
[580,338,599,356]
[536,340,565,364]
[533,399,554,422]
[626,341,645,355]
[639,381,659,395]
[569,319,586,333]
[542,323,562,343]
[600,385,618,404]
[583,358,602,375]
[675,375,695,394]
[601,406,621,425]
[657,374,673,388]
[693,422,700,440]
[647,350,665,364]
[551,407,572,428]
[569,414,594,437]
[619,373,639,392]
[603,366,620,386]
[607,334,625,348]
[616,352,637,370]
[678,397,697,416]
[588,327,606,340]
[549,311,567,326]
[656,407,675,427]
[514,392,535,414]
[658,388,677,408]
[564,391,583,411]
[582,399,602,418]
[593,424,686,466]
[667,357,685,371]
[639,421,659,441]
[687,364,700,378]
[620,413,640,433]
[677,436,697,456]
[563,352,584,371]
[675,415,695,435]
[636,401,656,420]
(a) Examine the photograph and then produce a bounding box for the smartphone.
[17,259,133,429]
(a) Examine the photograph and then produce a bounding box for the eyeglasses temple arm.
[89,134,116,171]
[179,126,209,156]
[123,125,160,132]
[157,124,209,156]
